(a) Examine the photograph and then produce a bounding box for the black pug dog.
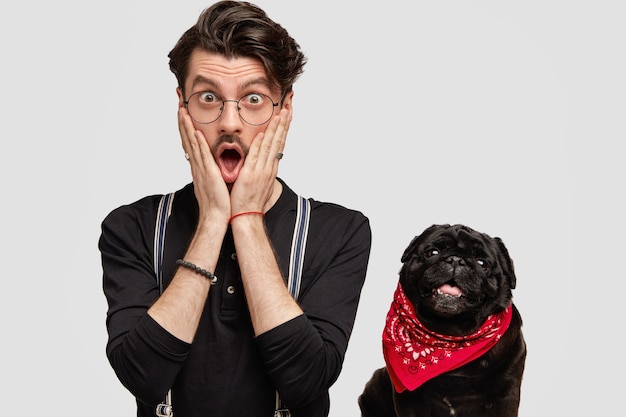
[359,224,526,417]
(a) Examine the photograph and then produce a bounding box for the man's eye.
[199,92,218,103]
[243,93,264,106]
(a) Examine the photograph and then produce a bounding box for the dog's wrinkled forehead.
[401,224,492,262]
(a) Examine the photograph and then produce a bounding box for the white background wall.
[1,1,623,415]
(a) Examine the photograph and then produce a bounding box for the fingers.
[178,107,212,167]
[177,107,220,188]
[247,108,291,170]
[266,108,290,162]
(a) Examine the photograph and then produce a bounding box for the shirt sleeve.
[99,199,191,406]
[255,209,372,409]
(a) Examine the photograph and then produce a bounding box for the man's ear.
[176,87,184,108]
[281,90,294,114]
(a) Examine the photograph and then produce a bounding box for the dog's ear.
[401,235,421,263]
[494,237,516,289]
[401,224,447,262]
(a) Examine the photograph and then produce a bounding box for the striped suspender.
[275,195,311,417]
[154,192,175,294]
[153,193,311,417]
[154,193,175,417]
[288,195,311,301]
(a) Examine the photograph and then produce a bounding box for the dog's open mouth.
[433,283,465,298]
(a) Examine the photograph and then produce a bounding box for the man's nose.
[217,100,244,132]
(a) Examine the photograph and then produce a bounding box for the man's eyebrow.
[188,75,274,94]
[190,75,218,90]
[240,78,272,90]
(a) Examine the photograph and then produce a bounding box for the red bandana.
[382,282,513,393]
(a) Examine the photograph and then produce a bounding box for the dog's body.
[359,224,526,417]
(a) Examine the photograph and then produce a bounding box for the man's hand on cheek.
[230,109,290,214]
[178,107,230,221]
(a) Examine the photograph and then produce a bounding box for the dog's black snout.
[445,256,466,267]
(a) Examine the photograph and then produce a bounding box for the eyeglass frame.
[183,91,283,126]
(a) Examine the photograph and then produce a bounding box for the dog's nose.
[445,256,466,267]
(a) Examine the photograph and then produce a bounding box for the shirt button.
[227,286,235,294]
[230,252,237,261]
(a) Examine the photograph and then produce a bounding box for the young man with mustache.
[99,2,371,416]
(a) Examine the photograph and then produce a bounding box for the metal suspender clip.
[155,403,173,417]
[274,408,291,417]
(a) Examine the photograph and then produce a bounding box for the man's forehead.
[187,50,270,86]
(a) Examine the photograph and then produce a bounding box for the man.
[99,2,371,416]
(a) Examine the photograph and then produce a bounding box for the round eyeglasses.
[183,91,280,126]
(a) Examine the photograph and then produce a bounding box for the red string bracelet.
[229,211,265,223]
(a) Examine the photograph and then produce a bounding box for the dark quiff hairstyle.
[168,1,307,99]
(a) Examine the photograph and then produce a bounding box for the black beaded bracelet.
[176,259,218,285]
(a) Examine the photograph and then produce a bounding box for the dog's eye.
[477,259,489,268]
[425,249,439,258]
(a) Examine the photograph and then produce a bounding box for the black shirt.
[99,179,371,417]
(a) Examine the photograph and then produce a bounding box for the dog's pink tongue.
[438,284,463,296]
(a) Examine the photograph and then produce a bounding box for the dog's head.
[399,224,516,335]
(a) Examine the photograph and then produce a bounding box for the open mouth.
[217,147,244,183]
[433,283,465,299]
[220,149,242,171]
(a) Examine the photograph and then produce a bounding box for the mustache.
[212,134,249,156]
